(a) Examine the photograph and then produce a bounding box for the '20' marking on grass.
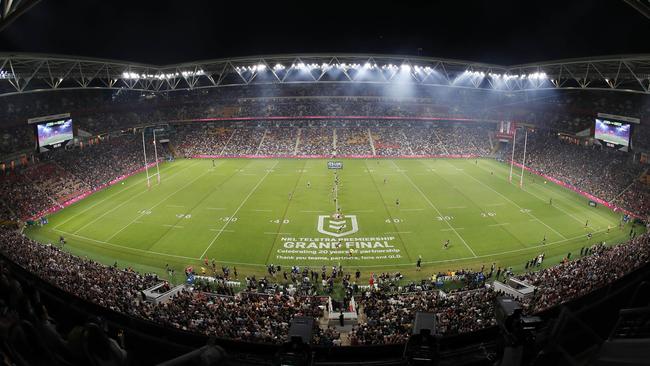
[435,216,454,221]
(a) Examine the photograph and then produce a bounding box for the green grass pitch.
[25,158,638,281]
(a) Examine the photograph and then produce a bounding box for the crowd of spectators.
[0,218,648,346]
[507,130,648,217]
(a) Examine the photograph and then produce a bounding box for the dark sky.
[0,0,648,65]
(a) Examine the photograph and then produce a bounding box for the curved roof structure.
[0,53,649,97]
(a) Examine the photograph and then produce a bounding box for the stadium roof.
[0,53,649,97]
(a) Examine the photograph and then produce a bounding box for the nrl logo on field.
[317,215,359,237]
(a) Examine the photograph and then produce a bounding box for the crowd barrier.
[192,154,480,159]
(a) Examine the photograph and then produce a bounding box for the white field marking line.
[522,184,589,226]
[486,162,615,225]
[105,166,215,241]
[530,178,615,224]
[453,164,568,240]
[348,226,614,268]
[162,224,184,228]
[72,162,197,235]
[251,209,273,212]
[401,208,425,211]
[447,206,467,209]
[206,207,225,210]
[200,161,279,258]
[52,229,198,261]
[389,160,477,257]
[488,223,510,227]
[441,228,465,231]
[209,229,234,233]
[54,165,171,229]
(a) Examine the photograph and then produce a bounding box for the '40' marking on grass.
[385,218,404,223]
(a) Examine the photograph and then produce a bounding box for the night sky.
[0,0,648,65]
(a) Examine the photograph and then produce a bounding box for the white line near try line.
[200,161,279,258]
[105,164,216,241]
[71,162,197,235]
[390,160,477,257]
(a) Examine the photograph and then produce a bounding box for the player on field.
[288,192,293,200]
[307,180,311,188]
[416,255,422,271]
[584,220,589,228]
[549,198,552,205]
[443,239,450,249]
[542,234,546,245]
[587,232,592,241]
[396,198,400,207]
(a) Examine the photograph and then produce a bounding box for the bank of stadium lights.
[121,69,205,80]
[235,64,266,73]
[480,71,548,80]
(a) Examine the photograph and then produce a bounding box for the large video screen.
[36,118,74,148]
[595,118,631,147]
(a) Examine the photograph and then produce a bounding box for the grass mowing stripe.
[390,160,477,257]
[106,162,218,241]
[363,159,413,262]
[141,160,254,252]
[419,160,527,250]
[200,160,280,259]
[54,163,174,229]
[449,160,568,240]
[475,162,592,227]
[264,160,308,265]
[492,161,615,225]
[52,228,198,261]
[72,162,197,235]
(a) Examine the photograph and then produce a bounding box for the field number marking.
[480,212,497,218]
[270,219,290,224]
[435,216,454,221]
[385,218,403,223]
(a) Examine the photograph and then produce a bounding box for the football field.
[25,158,636,281]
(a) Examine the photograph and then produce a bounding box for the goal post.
[142,127,161,188]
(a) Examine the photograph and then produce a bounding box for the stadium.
[0,2,649,365]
